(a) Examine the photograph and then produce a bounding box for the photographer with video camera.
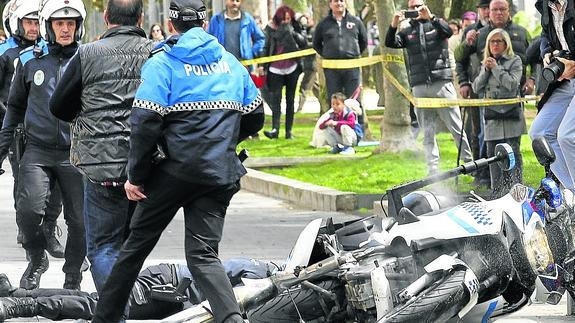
[529,0,575,194]
[384,0,473,176]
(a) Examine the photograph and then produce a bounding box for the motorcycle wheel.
[384,270,470,323]
[246,279,345,323]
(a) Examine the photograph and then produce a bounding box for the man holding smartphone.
[385,0,473,176]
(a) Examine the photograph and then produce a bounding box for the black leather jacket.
[385,17,453,87]
[50,26,153,184]
[0,42,77,157]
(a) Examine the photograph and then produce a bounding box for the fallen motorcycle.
[162,138,575,323]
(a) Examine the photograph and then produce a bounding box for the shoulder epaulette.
[0,38,18,56]
[149,37,179,58]
[149,45,166,57]
[19,42,46,65]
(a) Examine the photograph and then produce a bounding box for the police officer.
[0,0,86,290]
[0,258,274,321]
[91,0,264,321]
[0,0,65,256]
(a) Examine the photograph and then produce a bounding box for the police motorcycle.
[161,138,575,323]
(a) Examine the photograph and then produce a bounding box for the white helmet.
[39,0,86,43]
[8,0,40,39]
[2,0,16,36]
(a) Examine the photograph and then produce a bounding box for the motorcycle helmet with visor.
[39,0,86,43]
[8,0,40,39]
[2,0,16,37]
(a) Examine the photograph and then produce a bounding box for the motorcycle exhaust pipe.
[161,278,277,323]
[274,255,347,290]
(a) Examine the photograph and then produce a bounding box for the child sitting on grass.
[318,92,363,155]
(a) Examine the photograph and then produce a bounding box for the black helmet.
[169,0,206,22]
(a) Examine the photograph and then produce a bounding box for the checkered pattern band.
[134,95,263,116]
[460,202,493,226]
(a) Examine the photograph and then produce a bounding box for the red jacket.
[319,107,357,134]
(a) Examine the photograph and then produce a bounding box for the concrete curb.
[240,168,358,211]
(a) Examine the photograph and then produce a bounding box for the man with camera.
[529,0,575,193]
[384,0,473,175]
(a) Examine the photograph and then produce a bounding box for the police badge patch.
[34,70,45,86]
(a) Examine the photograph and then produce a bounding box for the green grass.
[238,106,544,194]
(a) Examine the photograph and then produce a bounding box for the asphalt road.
[0,165,358,322]
[1,162,575,322]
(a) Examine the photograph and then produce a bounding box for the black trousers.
[323,67,364,124]
[266,67,301,133]
[92,169,241,323]
[12,285,182,320]
[16,144,85,274]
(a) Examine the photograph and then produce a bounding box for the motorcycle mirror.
[546,291,564,305]
[494,143,515,171]
[532,137,556,167]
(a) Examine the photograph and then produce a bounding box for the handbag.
[250,72,267,89]
[484,103,522,120]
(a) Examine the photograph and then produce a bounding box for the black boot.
[0,275,14,297]
[263,129,278,139]
[42,220,65,258]
[285,131,294,139]
[63,272,82,290]
[0,297,37,321]
[20,250,49,290]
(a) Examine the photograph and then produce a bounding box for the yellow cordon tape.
[382,65,539,108]
[241,50,540,108]
[240,50,404,67]
[240,48,317,66]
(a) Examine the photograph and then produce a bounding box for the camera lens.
[542,59,566,83]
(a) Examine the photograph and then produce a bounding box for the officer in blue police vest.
[91,0,264,321]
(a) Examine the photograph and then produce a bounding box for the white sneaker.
[340,146,355,155]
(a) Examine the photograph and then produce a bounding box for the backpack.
[343,108,364,142]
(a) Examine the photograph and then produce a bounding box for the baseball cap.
[477,0,491,8]
[169,0,207,22]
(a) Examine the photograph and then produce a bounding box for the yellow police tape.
[241,49,539,108]
[382,65,540,108]
[240,49,404,67]
[240,48,317,66]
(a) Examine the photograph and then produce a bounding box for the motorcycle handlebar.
[386,143,514,221]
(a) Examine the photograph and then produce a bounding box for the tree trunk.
[374,0,417,153]
[425,0,452,21]
[310,0,330,115]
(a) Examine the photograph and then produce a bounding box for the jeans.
[92,169,241,323]
[530,80,575,191]
[83,179,135,293]
[412,81,474,172]
[16,144,85,274]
